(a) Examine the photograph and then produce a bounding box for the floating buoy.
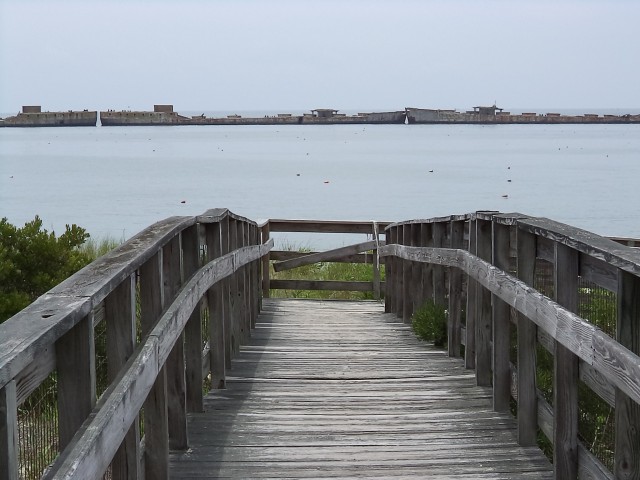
[324,181,330,184]
[429,170,434,173]
[507,179,512,182]
[181,200,186,204]
[502,194,509,198]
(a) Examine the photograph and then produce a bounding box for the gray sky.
[1,0,639,113]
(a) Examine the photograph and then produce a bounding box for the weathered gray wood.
[402,224,412,324]
[169,299,553,479]
[273,240,381,272]
[553,242,579,480]
[380,244,598,366]
[56,314,96,450]
[519,216,640,276]
[229,219,240,356]
[421,223,434,307]
[105,275,140,480]
[432,222,447,307]
[139,251,169,479]
[15,345,55,405]
[410,223,423,314]
[396,226,404,319]
[271,250,379,263]
[385,227,396,314]
[492,222,511,412]
[45,241,273,480]
[475,218,492,386]
[580,253,618,293]
[182,225,203,414]
[221,216,232,368]
[270,280,378,292]
[164,236,189,451]
[267,219,391,234]
[261,223,270,299]
[0,381,18,480]
[207,222,226,390]
[615,270,640,479]
[465,219,477,370]
[516,228,538,446]
[448,220,465,357]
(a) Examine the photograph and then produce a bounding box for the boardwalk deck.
[169,299,553,479]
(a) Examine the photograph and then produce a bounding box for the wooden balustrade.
[259,219,390,299]
[381,212,640,480]
[2,209,639,480]
[0,209,271,480]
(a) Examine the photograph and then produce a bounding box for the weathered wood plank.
[475,218,492,386]
[448,220,465,357]
[270,280,379,292]
[492,221,511,411]
[465,219,477,370]
[0,381,18,480]
[553,242,579,480]
[615,270,640,479]
[272,240,381,272]
[169,299,552,479]
[44,241,273,480]
[516,228,538,446]
[267,219,390,234]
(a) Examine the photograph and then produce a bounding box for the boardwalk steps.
[169,299,553,479]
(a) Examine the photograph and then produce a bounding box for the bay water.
[1,123,638,248]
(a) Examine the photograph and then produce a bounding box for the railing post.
[448,219,464,358]
[492,220,511,412]
[139,251,169,479]
[475,216,492,386]
[465,217,477,370]
[385,226,396,314]
[432,221,446,307]
[229,218,240,356]
[106,274,141,479]
[553,242,579,480]
[372,222,381,302]
[207,221,226,389]
[0,381,18,480]
[395,225,404,319]
[56,313,96,450]
[261,222,270,301]
[183,224,204,413]
[410,223,423,314]
[402,223,412,324]
[516,227,537,446]
[615,270,640,478]
[221,216,232,367]
[250,224,260,322]
[236,221,248,344]
[421,223,434,305]
[164,236,188,451]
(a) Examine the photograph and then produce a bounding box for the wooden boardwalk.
[169,299,553,479]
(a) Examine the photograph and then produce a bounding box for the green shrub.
[411,301,447,347]
[0,216,90,322]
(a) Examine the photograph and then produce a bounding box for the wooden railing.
[0,209,271,480]
[380,212,640,480]
[258,219,390,299]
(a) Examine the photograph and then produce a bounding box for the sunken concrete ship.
[99,105,406,126]
[0,106,97,127]
[405,105,640,124]
[2,104,639,127]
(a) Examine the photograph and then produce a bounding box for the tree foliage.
[0,216,90,322]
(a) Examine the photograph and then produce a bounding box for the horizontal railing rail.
[258,219,390,299]
[0,208,271,480]
[381,212,640,480]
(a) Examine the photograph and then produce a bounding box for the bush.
[411,301,447,347]
[0,216,90,322]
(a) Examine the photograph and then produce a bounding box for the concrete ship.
[0,106,97,127]
[405,105,640,124]
[99,106,406,126]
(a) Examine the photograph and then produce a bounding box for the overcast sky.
[1,0,639,113]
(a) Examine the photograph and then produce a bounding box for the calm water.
[1,124,639,247]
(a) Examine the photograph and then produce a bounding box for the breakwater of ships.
[1,104,639,127]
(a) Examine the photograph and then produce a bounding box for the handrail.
[0,209,267,480]
[382,212,640,480]
[45,241,272,480]
[379,244,640,404]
